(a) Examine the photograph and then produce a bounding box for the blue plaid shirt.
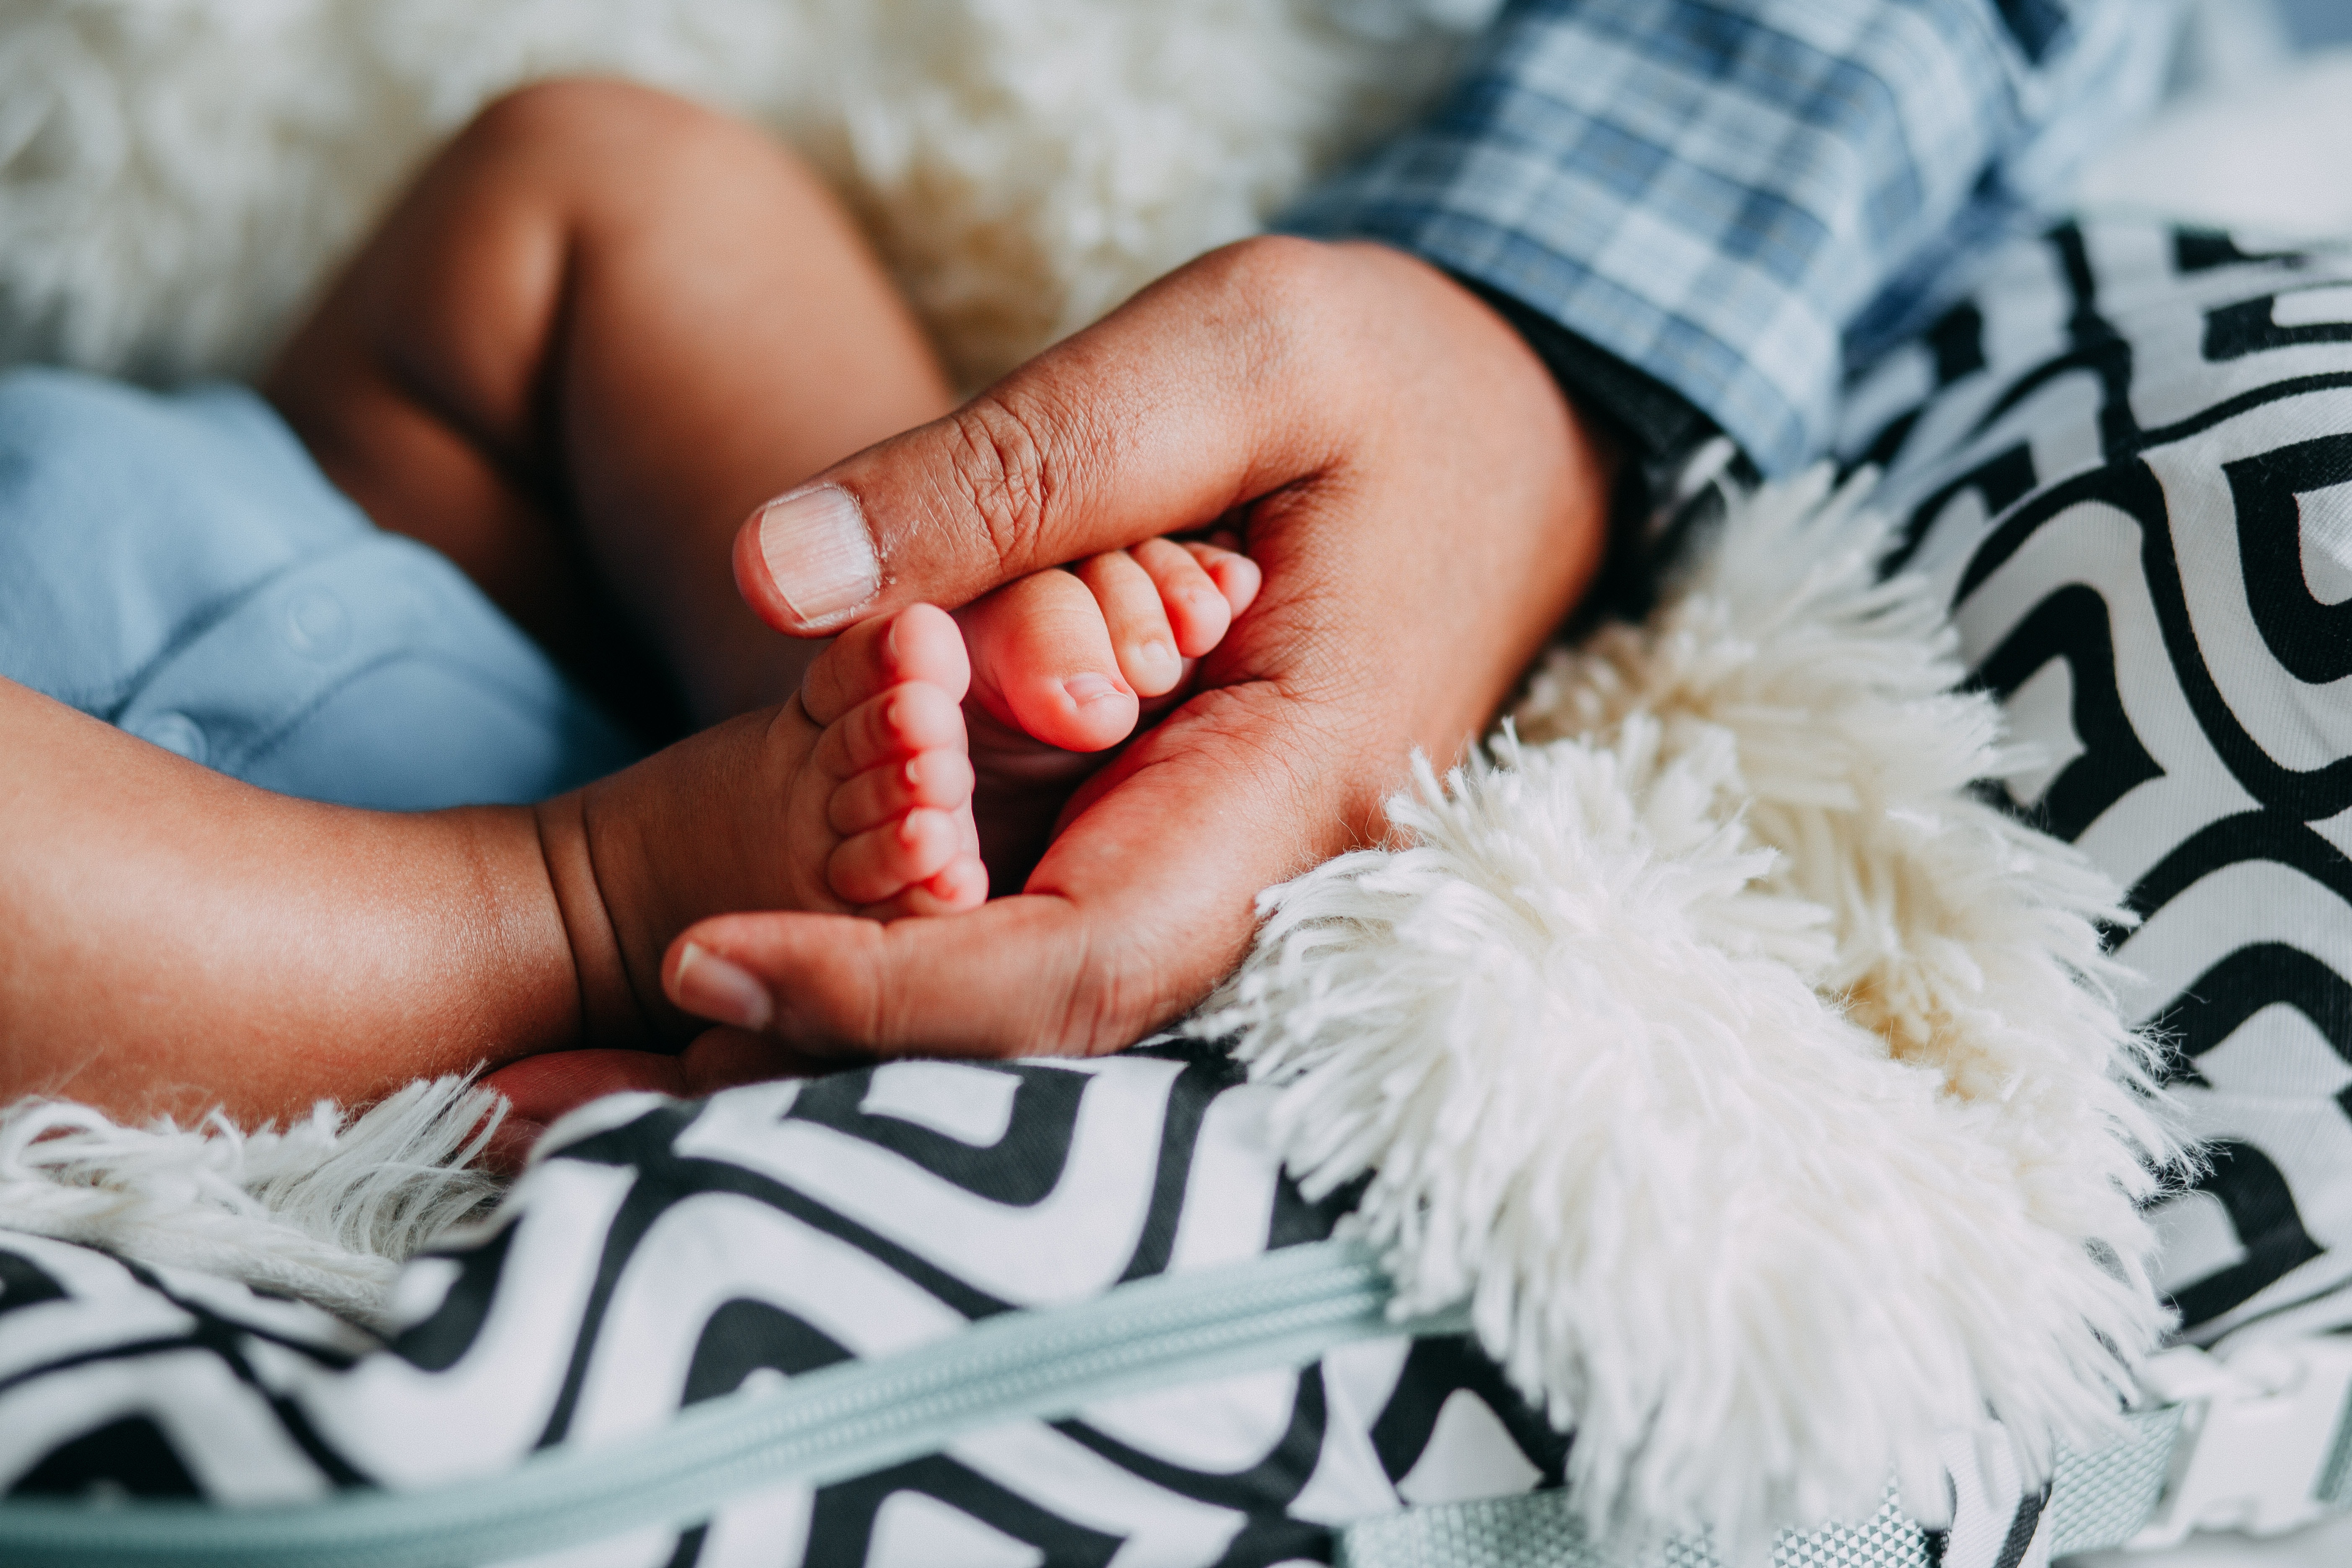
[1287,0,2181,475]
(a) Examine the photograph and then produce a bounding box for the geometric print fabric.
[0,1033,2071,1567]
[1331,210,2352,1560]
[0,1044,1571,1565]
[1845,217,2352,1346]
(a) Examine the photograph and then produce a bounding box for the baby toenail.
[1064,673,1121,704]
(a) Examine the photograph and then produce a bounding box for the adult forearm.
[0,677,581,1122]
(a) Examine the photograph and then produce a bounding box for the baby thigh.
[267,78,956,725]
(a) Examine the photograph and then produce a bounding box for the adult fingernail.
[757,486,879,624]
[1064,673,1123,704]
[673,942,773,1031]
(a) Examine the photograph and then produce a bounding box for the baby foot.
[799,538,1255,910]
[794,603,989,918]
[956,536,1261,756]
[540,545,1259,1075]
[952,536,1259,882]
[569,600,987,1020]
[574,542,1251,1007]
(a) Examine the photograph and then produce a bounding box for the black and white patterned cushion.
[1847,219,2352,1346]
[0,1045,1571,1565]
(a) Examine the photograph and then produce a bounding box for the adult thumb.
[731,237,1342,634]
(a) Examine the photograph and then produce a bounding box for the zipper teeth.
[0,1241,1420,1568]
[771,1264,1375,1432]
[723,1285,1381,1475]
[618,1250,1396,1501]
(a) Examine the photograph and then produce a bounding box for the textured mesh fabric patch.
[1336,1488,1609,1568]
[1339,1415,2210,1568]
[1769,1491,1929,1568]
[2042,1407,2184,1558]
[1336,1486,1930,1568]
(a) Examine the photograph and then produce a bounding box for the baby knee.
[457,77,794,190]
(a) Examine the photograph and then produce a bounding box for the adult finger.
[730,236,1349,635]
[669,899,1122,1056]
[477,1034,846,1167]
[477,1048,693,1172]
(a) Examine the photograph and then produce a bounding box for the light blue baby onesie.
[0,367,639,810]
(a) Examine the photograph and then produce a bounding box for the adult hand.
[533,238,1614,1091]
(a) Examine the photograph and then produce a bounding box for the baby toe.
[865,853,990,919]
[1185,541,1262,620]
[816,680,967,783]
[829,748,975,837]
[1131,538,1232,658]
[800,603,970,726]
[1076,550,1185,697]
[828,807,962,907]
[958,570,1141,752]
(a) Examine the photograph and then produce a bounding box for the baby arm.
[0,609,973,1124]
[0,673,580,1123]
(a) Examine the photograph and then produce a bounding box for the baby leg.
[267,79,954,733]
[571,602,988,1006]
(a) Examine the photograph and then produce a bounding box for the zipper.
[0,1239,1464,1568]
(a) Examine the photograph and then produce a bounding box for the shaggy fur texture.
[1197,471,2190,1555]
[0,1077,504,1329]
[0,0,1482,388]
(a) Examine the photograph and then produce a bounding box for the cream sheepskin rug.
[0,0,2192,1551]
[0,0,1485,389]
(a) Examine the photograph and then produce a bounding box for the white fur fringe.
[1195,468,2190,1555]
[0,1076,504,1328]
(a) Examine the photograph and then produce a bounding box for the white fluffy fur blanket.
[0,0,1487,388]
[0,0,2210,1553]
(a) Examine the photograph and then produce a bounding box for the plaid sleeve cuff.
[1283,0,2167,475]
[1452,271,1715,469]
